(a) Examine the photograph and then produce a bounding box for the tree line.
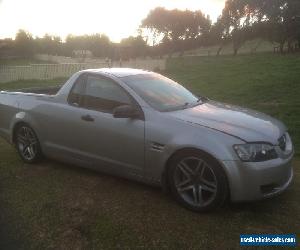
[141,0,300,56]
[1,31,148,59]
[1,0,299,59]
[215,0,300,55]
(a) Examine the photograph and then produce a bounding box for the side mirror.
[113,105,140,119]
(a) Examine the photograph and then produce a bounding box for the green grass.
[0,53,299,249]
[0,78,67,91]
[183,39,276,57]
[0,58,55,66]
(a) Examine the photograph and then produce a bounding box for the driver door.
[72,73,145,178]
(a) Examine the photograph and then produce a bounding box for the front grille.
[278,134,287,151]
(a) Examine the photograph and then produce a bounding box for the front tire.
[15,124,42,163]
[168,150,228,212]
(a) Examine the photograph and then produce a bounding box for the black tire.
[15,124,42,163]
[167,150,228,212]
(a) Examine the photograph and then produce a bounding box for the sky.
[0,0,225,42]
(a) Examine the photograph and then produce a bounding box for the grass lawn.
[0,78,67,91]
[183,39,276,57]
[0,53,299,249]
[0,58,55,66]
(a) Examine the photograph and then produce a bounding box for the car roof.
[83,68,152,78]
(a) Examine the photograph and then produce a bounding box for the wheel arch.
[9,111,41,145]
[12,121,43,163]
[161,147,230,199]
[12,121,31,144]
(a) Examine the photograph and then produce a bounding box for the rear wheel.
[168,150,228,212]
[15,125,42,163]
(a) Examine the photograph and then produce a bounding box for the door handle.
[81,114,94,122]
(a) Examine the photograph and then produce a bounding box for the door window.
[68,74,86,106]
[83,75,132,113]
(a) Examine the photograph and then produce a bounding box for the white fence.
[35,54,98,64]
[0,59,166,83]
[0,62,107,83]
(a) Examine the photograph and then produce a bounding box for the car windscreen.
[121,73,199,112]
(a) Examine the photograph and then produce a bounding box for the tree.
[14,29,35,58]
[255,0,300,52]
[35,34,62,55]
[64,34,111,58]
[209,16,231,55]
[220,0,253,55]
[88,34,111,58]
[218,0,300,54]
[120,36,147,59]
[141,7,212,54]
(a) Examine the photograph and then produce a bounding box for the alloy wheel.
[17,126,38,161]
[173,157,218,207]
